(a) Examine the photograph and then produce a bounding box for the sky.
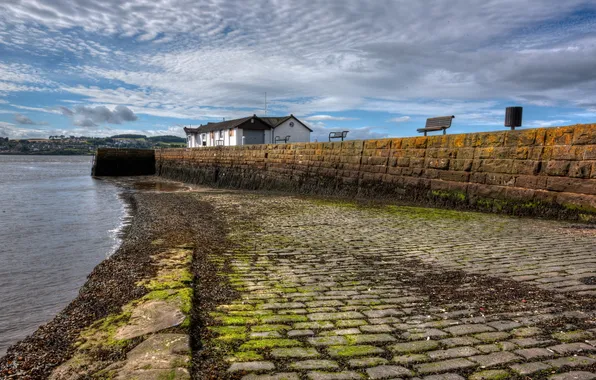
[1,1,596,142]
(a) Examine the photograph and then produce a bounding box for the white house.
[184,115,312,148]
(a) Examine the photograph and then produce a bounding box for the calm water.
[0,155,126,357]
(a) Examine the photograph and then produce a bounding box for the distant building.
[184,115,312,148]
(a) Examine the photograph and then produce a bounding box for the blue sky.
[1,1,596,141]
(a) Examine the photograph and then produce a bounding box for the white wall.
[272,117,311,143]
[187,134,198,147]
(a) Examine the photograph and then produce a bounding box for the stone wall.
[156,124,596,221]
[93,148,156,176]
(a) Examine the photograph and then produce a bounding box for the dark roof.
[183,127,200,133]
[261,116,292,128]
[184,115,312,134]
[263,115,313,132]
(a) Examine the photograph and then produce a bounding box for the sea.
[0,155,126,357]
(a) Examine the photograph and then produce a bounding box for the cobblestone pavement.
[195,189,596,380]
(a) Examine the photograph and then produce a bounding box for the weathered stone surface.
[423,375,465,380]
[389,340,439,354]
[444,324,494,336]
[228,362,276,373]
[115,300,186,340]
[427,346,480,360]
[158,123,596,221]
[549,372,596,380]
[308,336,348,346]
[242,373,301,380]
[306,371,364,380]
[469,369,511,380]
[415,358,476,374]
[549,343,596,355]
[327,345,385,357]
[289,360,339,370]
[365,365,412,379]
[179,184,596,380]
[546,356,596,369]
[345,333,396,344]
[514,348,555,360]
[469,352,521,367]
[106,334,190,380]
[510,361,550,376]
[348,357,389,368]
[308,312,365,321]
[271,347,320,358]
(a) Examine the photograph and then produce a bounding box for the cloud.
[14,113,48,125]
[0,121,48,138]
[60,105,138,127]
[388,116,411,123]
[305,115,358,121]
[1,0,596,135]
[527,119,570,128]
[12,105,63,114]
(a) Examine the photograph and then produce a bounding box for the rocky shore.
[0,185,223,379]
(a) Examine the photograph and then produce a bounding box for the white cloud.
[388,116,411,123]
[527,119,570,128]
[14,113,48,125]
[1,0,596,135]
[60,105,138,127]
[11,105,63,115]
[0,121,49,138]
[305,115,358,121]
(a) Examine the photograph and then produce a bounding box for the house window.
[219,130,224,138]
[229,129,234,136]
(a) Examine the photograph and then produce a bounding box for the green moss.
[78,310,133,350]
[328,345,382,357]
[227,351,264,362]
[170,356,189,369]
[469,369,511,380]
[218,316,258,325]
[552,330,593,342]
[217,304,254,311]
[228,310,273,317]
[250,324,291,332]
[179,317,190,329]
[385,205,476,221]
[563,202,596,213]
[157,370,177,380]
[209,326,247,334]
[239,339,302,351]
[215,333,247,342]
[261,314,308,323]
[431,189,467,202]
[142,287,192,314]
[335,320,367,328]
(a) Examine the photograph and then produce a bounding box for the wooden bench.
[329,131,349,142]
[274,135,291,143]
[417,116,455,136]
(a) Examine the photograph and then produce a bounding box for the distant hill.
[111,134,147,139]
[147,135,186,143]
[109,134,186,143]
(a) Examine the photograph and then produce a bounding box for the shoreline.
[0,181,214,379]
